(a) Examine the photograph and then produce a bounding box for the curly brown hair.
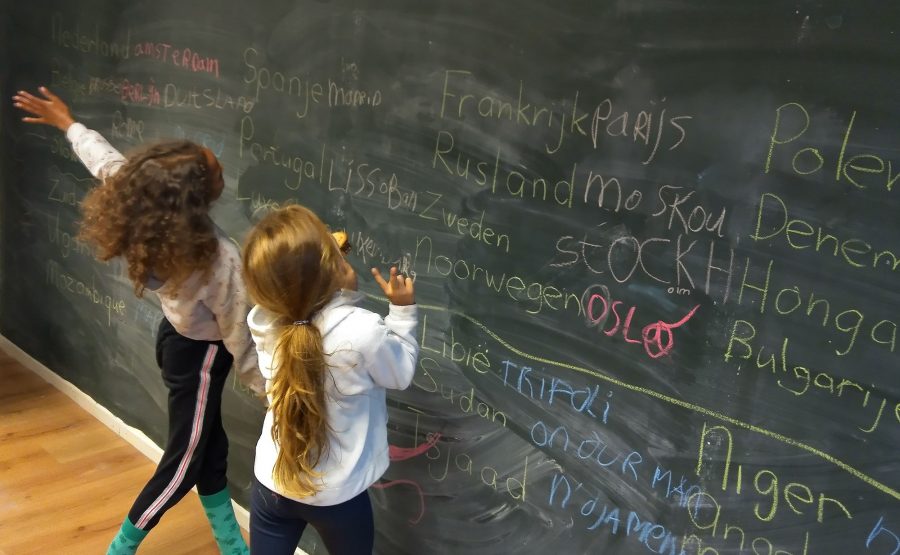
[77,140,221,297]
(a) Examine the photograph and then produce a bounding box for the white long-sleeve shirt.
[66,122,266,395]
[248,290,419,506]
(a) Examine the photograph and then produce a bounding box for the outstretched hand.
[12,87,75,131]
[371,267,415,306]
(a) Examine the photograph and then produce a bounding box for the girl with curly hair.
[242,205,418,554]
[14,87,265,555]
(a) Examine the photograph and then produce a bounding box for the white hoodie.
[248,290,419,506]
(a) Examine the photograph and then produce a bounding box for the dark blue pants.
[250,479,374,554]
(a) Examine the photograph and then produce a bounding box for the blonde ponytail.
[269,323,330,496]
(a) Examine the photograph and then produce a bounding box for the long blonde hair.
[242,205,346,497]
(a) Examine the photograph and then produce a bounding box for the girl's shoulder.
[319,293,385,345]
[205,233,242,275]
[213,229,241,259]
[319,292,377,324]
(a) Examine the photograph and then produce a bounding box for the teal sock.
[106,518,148,555]
[199,488,249,555]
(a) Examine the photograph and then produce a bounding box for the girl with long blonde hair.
[243,205,418,554]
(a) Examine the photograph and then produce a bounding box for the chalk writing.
[867,517,900,555]
[683,489,811,555]
[585,292,700,358]
[47,211,93,259]
[752,192,900,274]
[243,47,382,118]
[413,234,585,316]
[723,322,898,436]
[173,126,223,156]
[133,41,220,77]
[500,359,612,422]
[547,472,690,554]
[110,111,145,142]
[425,439,528,501]
[438,69,692,162]
[765,102,900,193]
[45,260,127,326]
[51,12,130,59]
[415,359,508,426]
[163,83,254,112]
[371,299,900,500]
[696,423,852,524]
[239,116,417,211]
[736,258,897,356]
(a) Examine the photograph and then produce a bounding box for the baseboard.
[0,335,308,555]
[0,335,166,463]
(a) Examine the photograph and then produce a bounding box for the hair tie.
[293,320,310,326]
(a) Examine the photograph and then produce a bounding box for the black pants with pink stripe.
[128,318,234,531]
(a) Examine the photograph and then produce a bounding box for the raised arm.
[363,304,419,390]
[366,266,418,389]
[14,86,125,179]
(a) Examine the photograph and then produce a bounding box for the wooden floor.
[0,348,249,554]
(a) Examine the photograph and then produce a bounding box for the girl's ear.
[201,147,225,201]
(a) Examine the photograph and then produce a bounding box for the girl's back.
[12,86,261,555]
[248,289,417,506]
[242,204,418,555]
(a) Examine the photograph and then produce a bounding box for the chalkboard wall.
[3,1,899,553]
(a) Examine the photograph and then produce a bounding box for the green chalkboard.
[3,1,899,553]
